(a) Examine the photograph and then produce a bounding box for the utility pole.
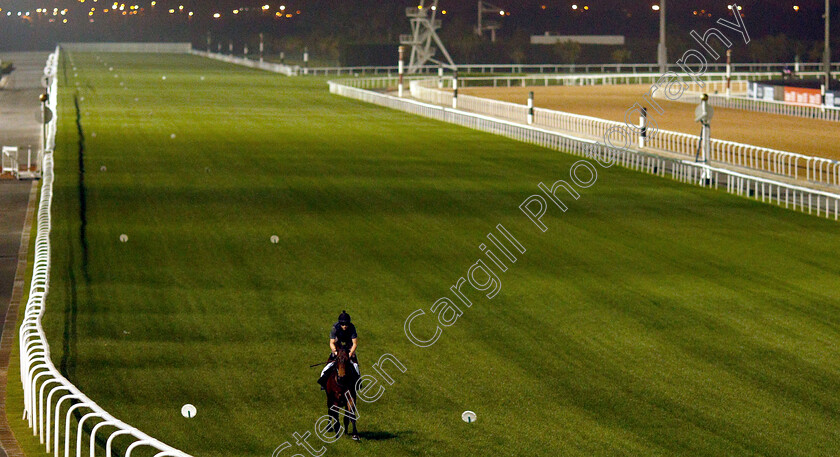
[826,0,832,91]
[658,0,667,74]
[260,33,265,63]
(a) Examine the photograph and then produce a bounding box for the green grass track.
[13,52,840,457]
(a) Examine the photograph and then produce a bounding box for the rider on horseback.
[318,310,360,389]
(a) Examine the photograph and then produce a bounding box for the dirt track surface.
[461,84,840,161]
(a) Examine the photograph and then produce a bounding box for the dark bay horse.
[325,348,360,440]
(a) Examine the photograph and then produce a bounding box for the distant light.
[279,5,286,10]
[262,4,270,10]
[793,5,800,11]
[431,5,436,11]
[652,5,660,11]
[571,4,578,10]
[213,12,220,18]
[233,9,239,14]
[583,5,589,10]
[150,1,155,5]
[499,10,504,15]
[168,8,174,13]
[417,5,423,9]
[441,10,446,14]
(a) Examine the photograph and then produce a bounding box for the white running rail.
[672,91,840,122]
[201,58,840,77]
[330,76,840,221]
[19,47,193,457]
[191,50,300,76]
[409,74,840,188]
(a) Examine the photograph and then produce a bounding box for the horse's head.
[335,348,350,380]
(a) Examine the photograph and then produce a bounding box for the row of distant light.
[2,8,69,19]
[4,2,787,23]
[214,5,300,19]
[0,2,301,21]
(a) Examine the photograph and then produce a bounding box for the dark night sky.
[0,0,834,51]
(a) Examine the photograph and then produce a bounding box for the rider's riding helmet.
[338,310,351,325]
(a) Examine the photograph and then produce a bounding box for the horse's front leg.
[328,402,342,438]
[343,413,350,439]
[349,395,360,440]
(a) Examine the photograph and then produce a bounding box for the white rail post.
[726,49,732,98]
[527,91,534,125]
[398,46,405,98]
[639,107,647,148]
[452,72,459,109]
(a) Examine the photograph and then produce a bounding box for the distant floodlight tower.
[400,0,456,74]
[476,1,503,43]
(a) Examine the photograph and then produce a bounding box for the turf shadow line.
[75,94,91,283]
[60,94,86,380]
[62,92,124,457]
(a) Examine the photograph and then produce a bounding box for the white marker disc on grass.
[181,404,197,418]
[162,76,167,80]
[270,235,279,244]
[462,411,477,423]
[170,133,176,139]
[119,234,128,243]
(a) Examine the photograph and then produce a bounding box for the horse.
[324,348,360,441]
